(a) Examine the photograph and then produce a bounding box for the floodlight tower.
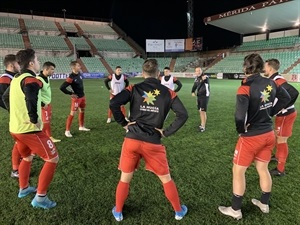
[62,9,66,22]
[186,0,194,38]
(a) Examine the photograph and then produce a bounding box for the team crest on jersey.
[260,84,273,110]
[142,89,160,105]
[260,85,272,102]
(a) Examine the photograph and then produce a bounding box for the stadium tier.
[0,12,299,76]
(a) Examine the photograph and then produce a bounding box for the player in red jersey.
[0,54,22,178]
[264,58,299,176]
[218,53,290,220]
[110,59,188,221]
[37,61,61,143]
[3,48,59,209]
[60,61,90,137]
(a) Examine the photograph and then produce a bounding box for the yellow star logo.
[143,91,156,105]
[260,90,270,102]
[153,89,160,96]
[266,85,273,92]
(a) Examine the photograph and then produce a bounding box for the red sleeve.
[66,77,73,83]
[275,78,286,87]
[24,77,43,88]
[168,89,177,99]
[237,85,250,96]
[126,84,134,92]
[0,76,12,84]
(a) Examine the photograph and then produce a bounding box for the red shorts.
[71,96,86,111]
[233,131,275,167]
[275,111,297,137]
[118,138,169,176]
[41,104,52,123]
[11,132,58,160]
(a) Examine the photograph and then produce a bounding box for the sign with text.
[146,39,164,52]
[185,37,203,51]
[165,39,185,52]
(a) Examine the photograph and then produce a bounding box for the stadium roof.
[203,0,300,35]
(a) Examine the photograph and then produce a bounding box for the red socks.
[12,142,21,171]
[163,180,182,212]
[18,160,32,189]
[37,162,57,195]
[115,181,129,212]
[66,115,74,131]
[276,143,288,172]
[79,112,84,127]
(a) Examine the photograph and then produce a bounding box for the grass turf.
[0,78,299,225]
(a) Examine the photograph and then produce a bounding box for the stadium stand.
[0,16,19,30]
[202,0,300,80]
[23,18,59,32]
[0,1,300,79]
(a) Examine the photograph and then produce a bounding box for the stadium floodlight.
[62,9,66,22]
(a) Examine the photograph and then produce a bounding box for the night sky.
[1,0,263,51]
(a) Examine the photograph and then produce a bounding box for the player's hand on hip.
[123,121,136,132]
[24,121,41,129]
[155,128,165,137]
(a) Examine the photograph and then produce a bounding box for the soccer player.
[218,53,290,219]
[60,61,90,137]
[110,59,188,221]
[191,66,210,132]
[104,66,129,123]
[4,48,59,209]
[37,61,61,143]
[0,54,22,178]
[159,66,182,92]
[264,58,299,176]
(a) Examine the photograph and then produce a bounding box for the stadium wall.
[171,72,300,82]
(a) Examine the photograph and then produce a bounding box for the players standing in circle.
[218,53,290,220]
[4,48,59,209]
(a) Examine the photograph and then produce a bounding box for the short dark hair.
[164,67,170,70]
[265,58,280,71]
[16,48,36,71]
[3,54,17,68]
[43,61,56,69]
[116,66,121,69]
[143,59,159,77]
[70,60,78,67]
